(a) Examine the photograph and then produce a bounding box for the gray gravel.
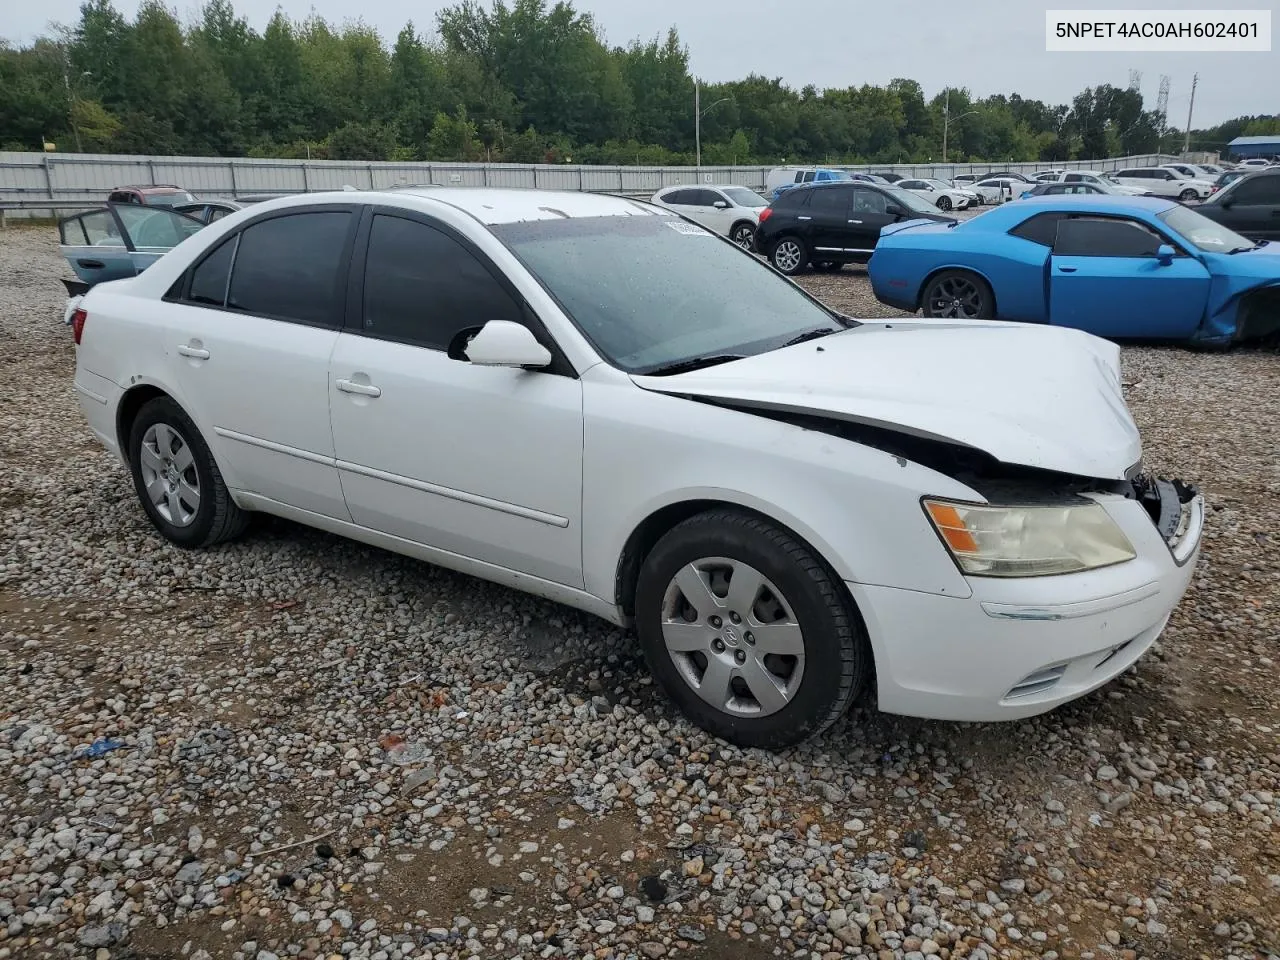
[1,225,1277,960]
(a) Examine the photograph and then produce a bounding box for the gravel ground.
[1,224,1277,960]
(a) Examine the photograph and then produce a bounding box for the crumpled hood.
[631,320,1143,481]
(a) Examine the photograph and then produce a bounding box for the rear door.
[59,208,137,285]
[806,185,857,258]
[1048,216,1210,339]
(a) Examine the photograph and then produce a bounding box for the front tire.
[921,269,995,320]
[770,236,808,276]
[937,196,953,211]
[128,396,249,548]
[634,510,868,749]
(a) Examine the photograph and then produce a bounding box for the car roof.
[364,187,660,225]
[656,184,749,192]
[114,185,189,193]
[1007,195,1178,215]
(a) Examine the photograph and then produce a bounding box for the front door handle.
[335,378,381,398]
[797,216,812,221]
[177,344,210,359]
[1057,265,1078,273]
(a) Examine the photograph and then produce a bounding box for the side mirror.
[886,203,906,217]
[713,200,729,209]
[1155,244,1175,266]
[462,320,552,368]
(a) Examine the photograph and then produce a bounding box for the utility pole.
[1183,73,1198,154]
[695,78,701,170]
[941,89,949,164]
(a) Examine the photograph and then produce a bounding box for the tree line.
[1,0,1275,165]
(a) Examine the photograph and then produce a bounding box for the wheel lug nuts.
[734,650,746,664]
[709,615,722,628]
[712,639,725,653]
[729,612,741,624]
[744,632,755,645]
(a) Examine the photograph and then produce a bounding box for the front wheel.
[770,237,808,275]
[730,222,756,250]
[634,510,868,749]
[1178,188,1199,202]
[937,195,953,211]
[128,396,249,548]
[921,269,995,320]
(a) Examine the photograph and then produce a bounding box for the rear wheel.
[730,222,756,250]
[921,269,995,320]
[634,510,868,749]
[127,396,249,548]
[770,236,808,276]
[1178,188,1198,202]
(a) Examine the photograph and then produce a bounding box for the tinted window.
[108,191,133,203]
[208,207,231,222]
[774,189,811,210]
[227,211,351,325]
[692,189,723,205]
[188,236,237,306]
[1064,173,1084,182]
[663,189,695,205]
[361,214,523,350]
[850,187,889,214]
[1010,212,1069,247]
[801,171,816,182]
[1116,170,1140,178]
[808,186,851,215]
[1053,217,1163,257]
[1230,176,1280,204]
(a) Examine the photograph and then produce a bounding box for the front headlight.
[923,499,1136,577]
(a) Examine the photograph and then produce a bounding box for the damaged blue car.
[868,195,1280,346]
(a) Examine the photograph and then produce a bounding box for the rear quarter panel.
[869,223,1051,322]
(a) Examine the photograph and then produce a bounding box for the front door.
[1216,174,1280,240]
[1048,216,1211,339]
[162,205,357,519]
[327,208,585,588]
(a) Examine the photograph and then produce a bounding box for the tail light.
[71,307,88,345]
[758,208,773,223]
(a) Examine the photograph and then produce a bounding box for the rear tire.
[1179,188,1198,202]
[730,222,756,250]
[127,396,249,548]
[770,236,809,276]
[634,509,868,749]
[921,269,995,320]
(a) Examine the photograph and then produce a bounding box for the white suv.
[1111,167,1214,201]
[650,184,768,249]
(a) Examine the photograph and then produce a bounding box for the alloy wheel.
[773,240,803,273]
[732,224,755,249]
[139,423,201,527]
[659,557,805,718]
[928,276,985,319]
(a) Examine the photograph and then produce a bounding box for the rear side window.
[227,211,351,325]
[1010,212,1069,247]
[1053,217,1163,257]
[1230,176,1280,204]
[79,211,122,246]
[663,189,695,205]
[774,189,812,210]
[360,214,524,350]
[188,236,237,306]
[807,186,851,215]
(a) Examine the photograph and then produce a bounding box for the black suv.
[755,181,957,275]
[1194,168,1280,242]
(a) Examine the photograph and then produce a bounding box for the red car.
[106,184,198,207]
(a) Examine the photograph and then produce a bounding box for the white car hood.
[631,320,1142,481]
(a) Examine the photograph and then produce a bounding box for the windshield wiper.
[781,327,839,348]
[640,354,746,376]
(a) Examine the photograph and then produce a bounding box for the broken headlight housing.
[923,498,1136,577]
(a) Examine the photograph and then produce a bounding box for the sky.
[5,0,1276,131]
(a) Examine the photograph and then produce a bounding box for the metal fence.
[0,150,1183,220]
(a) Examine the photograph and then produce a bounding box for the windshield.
[1158,205,1253,253]
[145,192,198,206]
[885,186,942,215]
[491,215,846,373]
[722,186,768,208]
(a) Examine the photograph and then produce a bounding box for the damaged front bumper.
[848,473,1205,723]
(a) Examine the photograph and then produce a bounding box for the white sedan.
[895,178,976,211]
[71,187,1203,748]
[649,184,768,249]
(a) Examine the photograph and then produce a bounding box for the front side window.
[227,211,351,325]
[1053,217,1164,257]
[801,171,816,182]
[74,211,123,246]
[362,214,524,350]
[491,215,845,374]
[850,187,889,214]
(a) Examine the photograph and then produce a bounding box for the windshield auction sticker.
[1046,9,1270,51]
[664,220,713,236]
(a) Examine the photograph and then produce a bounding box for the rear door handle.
[335,378,381,398]
[797,216,812,221]
[848,219,863,224]
[76,259,105,269]
[177,344,210,359]
[1057,266,1078,273]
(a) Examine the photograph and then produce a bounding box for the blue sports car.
[867,195,1280,345]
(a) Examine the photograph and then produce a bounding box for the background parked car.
[876,172,905,183]
[173,200,243,224]
[1210,170,1250,194]
[867,195,1280,345]
[1237,158,1274,169]
[755,181,955,275]
[765,166,854,201]
[107,185,199,207]
[649,184,768,249]
[969,177,1025,203]
[1032,169,1066,181]
[1112,167,1214,201]
[950,173,980,188]
[1052,170,1147,196]
[1017,182,1108,199]
[895,178,976,211]
[1193,168,1280,242]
